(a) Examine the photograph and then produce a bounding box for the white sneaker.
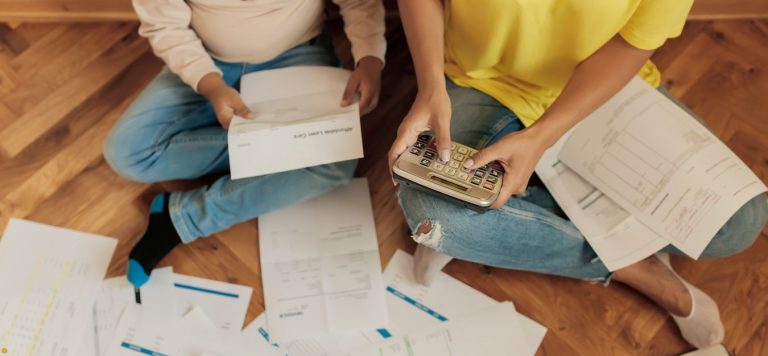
[655,253,725,349]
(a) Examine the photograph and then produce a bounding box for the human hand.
[341,56,383,115]
[387,85,452,181]
[197,72,255,129]
[462,129,549,209]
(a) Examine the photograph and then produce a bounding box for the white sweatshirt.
[132,0,386,90]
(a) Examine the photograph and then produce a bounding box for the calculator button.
[420,159,432,167]
[452,153,464,161]
[457,146,468,154]
[489,170,500,177]
[417,134,431,142]
[483,182,494,190]
[445,168,457,175]
[414,142,426,149]
[471,177,482,185]
[457,172,469,180]
[423,151,435,160]
[486,176,498,184]
[433,162,444,171]
[451,143,456,149]
[474,170,485,178]
[448,161,460,169]
[478,164,489,171]
[410,148,422,155]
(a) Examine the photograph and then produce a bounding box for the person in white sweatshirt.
[103,0,386,288]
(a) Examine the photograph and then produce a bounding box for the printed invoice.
[558,77,767,258]
[258,178,387,342]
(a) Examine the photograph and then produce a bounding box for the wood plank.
[0,1,137,22]
[0,32,148,158]
[689,0,768,20]
[4,23,137,115]
[0,52,156,228]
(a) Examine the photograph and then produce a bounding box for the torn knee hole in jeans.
[412,220,443,250]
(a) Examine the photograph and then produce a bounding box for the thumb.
[341,76,359,107]
[233,100,255,119]
[463,145,499,170]
[433,118,452,162]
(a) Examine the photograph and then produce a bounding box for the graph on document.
[585,100,712,211]
[0,256,79,356]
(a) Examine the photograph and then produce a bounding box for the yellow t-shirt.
[444,0,693,127]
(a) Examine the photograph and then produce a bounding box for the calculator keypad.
[409,134,503,191]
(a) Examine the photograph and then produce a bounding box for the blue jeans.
[104,38,356,243]
[398,80,768,282]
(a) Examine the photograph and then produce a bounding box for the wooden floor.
[0,19,767,356]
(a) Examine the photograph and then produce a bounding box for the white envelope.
[228,66,363,179]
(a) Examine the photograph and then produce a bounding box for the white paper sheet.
[559,77,767,258]
[102,268,179,356]
[106,305,280,356]
[382,250,546,355]
[228,66,363,179]
[536,131,669,271]
[77,268,177,356]
[347,302,530,356]
[173,273,252,332]
[0,219,117,356]
[258,178,387,342]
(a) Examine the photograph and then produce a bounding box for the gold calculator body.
[393,134,503,211]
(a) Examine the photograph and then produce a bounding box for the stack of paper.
[76,267,259,356]
[248,249,547,356]
[536,77,768,271]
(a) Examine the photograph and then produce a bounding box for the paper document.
[0,219,117,356]
[536,132,669,271]
[258,178,387,342]
[348,302,530,356]
[83,268,177,356]
[382,250,546,355]
[244,314,385,356]
[559,77,767,258]
[229,66,363,179]
[107,304,280,356]
[173,273,252,332]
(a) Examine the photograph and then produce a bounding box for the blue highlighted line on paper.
[120,342,168,356]
[258,327,281,347]
[173,283,239,298]
[386,285,448,322]
[376,328,392,338]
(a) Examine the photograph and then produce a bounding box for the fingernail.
[440,150,451,162]
[247,113,256,119]
[463,158,474,168]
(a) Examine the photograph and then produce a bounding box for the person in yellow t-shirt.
[388,0,768,350]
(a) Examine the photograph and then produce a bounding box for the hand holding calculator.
[393,133,504,211]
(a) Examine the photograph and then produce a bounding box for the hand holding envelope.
[228,66,364,179]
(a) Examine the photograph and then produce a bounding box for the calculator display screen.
[430,175,469,192]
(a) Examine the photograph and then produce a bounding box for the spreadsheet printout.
[559,78,767,258]
[0,219,117,356]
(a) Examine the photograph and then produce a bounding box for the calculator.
[393,133,504,211]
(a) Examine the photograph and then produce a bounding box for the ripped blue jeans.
[397,79,768,282]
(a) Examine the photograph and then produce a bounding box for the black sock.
[127,193,182,287]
